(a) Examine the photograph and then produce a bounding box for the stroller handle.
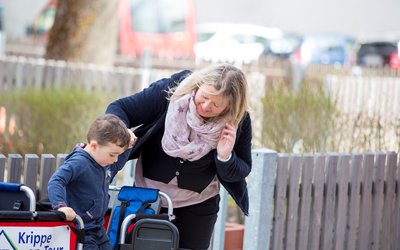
[19,185,36,211]
[119,214,137,244]
[108,185,120,191]
[74,214,84,250]
[74,214,84,230]
[159,191,174,219]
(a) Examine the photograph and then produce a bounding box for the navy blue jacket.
[48,146,131,229]
[106,70,252,215]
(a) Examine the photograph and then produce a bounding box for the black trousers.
[161,194,220,250]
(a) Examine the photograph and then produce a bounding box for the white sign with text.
[0,225,71,250]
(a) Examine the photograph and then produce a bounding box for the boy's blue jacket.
[48,146,131,229]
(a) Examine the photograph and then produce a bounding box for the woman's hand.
[58,206,76,221]
[128,128,138,148]
[217,122,236,160]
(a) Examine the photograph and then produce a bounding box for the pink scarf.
[161,92,225,161]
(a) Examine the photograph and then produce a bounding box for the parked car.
[265,32,303,59]
[356,35,400,70]
[194,22,283,64]
[25,0,56,44]
[291,34,356,66]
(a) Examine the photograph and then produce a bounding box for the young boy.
[48,114,136,250]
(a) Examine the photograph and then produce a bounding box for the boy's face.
[89,142,125,167]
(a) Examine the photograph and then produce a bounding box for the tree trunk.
[45,0,118,66]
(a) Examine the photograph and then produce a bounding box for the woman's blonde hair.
[168,64,248,126]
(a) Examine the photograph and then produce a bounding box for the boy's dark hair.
[87,114,130,149]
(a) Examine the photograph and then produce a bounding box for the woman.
[106,64,252,249]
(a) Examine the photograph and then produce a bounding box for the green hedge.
[261,84,337,153]
[0,88,115,155]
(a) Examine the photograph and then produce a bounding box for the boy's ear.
[89,141,98,151]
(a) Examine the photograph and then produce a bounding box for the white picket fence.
[0,55,180,96]
[324,72,400,152]
[325,74,400,117]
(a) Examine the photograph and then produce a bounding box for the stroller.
[0,181,85,250]
[106,185,179,250]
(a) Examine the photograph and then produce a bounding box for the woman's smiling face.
[194,84,229,119]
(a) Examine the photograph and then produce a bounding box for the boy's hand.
[128,128,137,148]
[58,206,76,221]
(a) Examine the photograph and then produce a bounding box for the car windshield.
[197,32,215,42]
[130,0,186,33]
[359,42,397,56]
[270,36,302,54]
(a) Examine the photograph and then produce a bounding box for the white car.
[194,23,283,64]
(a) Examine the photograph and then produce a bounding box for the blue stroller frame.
[107,185,179,250]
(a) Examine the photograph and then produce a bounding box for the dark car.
[356,40,400,70]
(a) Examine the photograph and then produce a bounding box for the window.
[130,0,185,33]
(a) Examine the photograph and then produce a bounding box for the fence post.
[243,148,277,250]
[56,154,68,168]
[0,57,5,93]
[211,187,228,250]
[24,154,39,193]
[34,58,45,89]
[15,57,26,89]
[39,154,55,200]
[5,58,15,91]
[8,154,22,183]
[0,154,5,181]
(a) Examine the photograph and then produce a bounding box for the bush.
[0,87,115,155]
[261,84,337,153]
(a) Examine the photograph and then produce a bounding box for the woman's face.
[194,84,229,118]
